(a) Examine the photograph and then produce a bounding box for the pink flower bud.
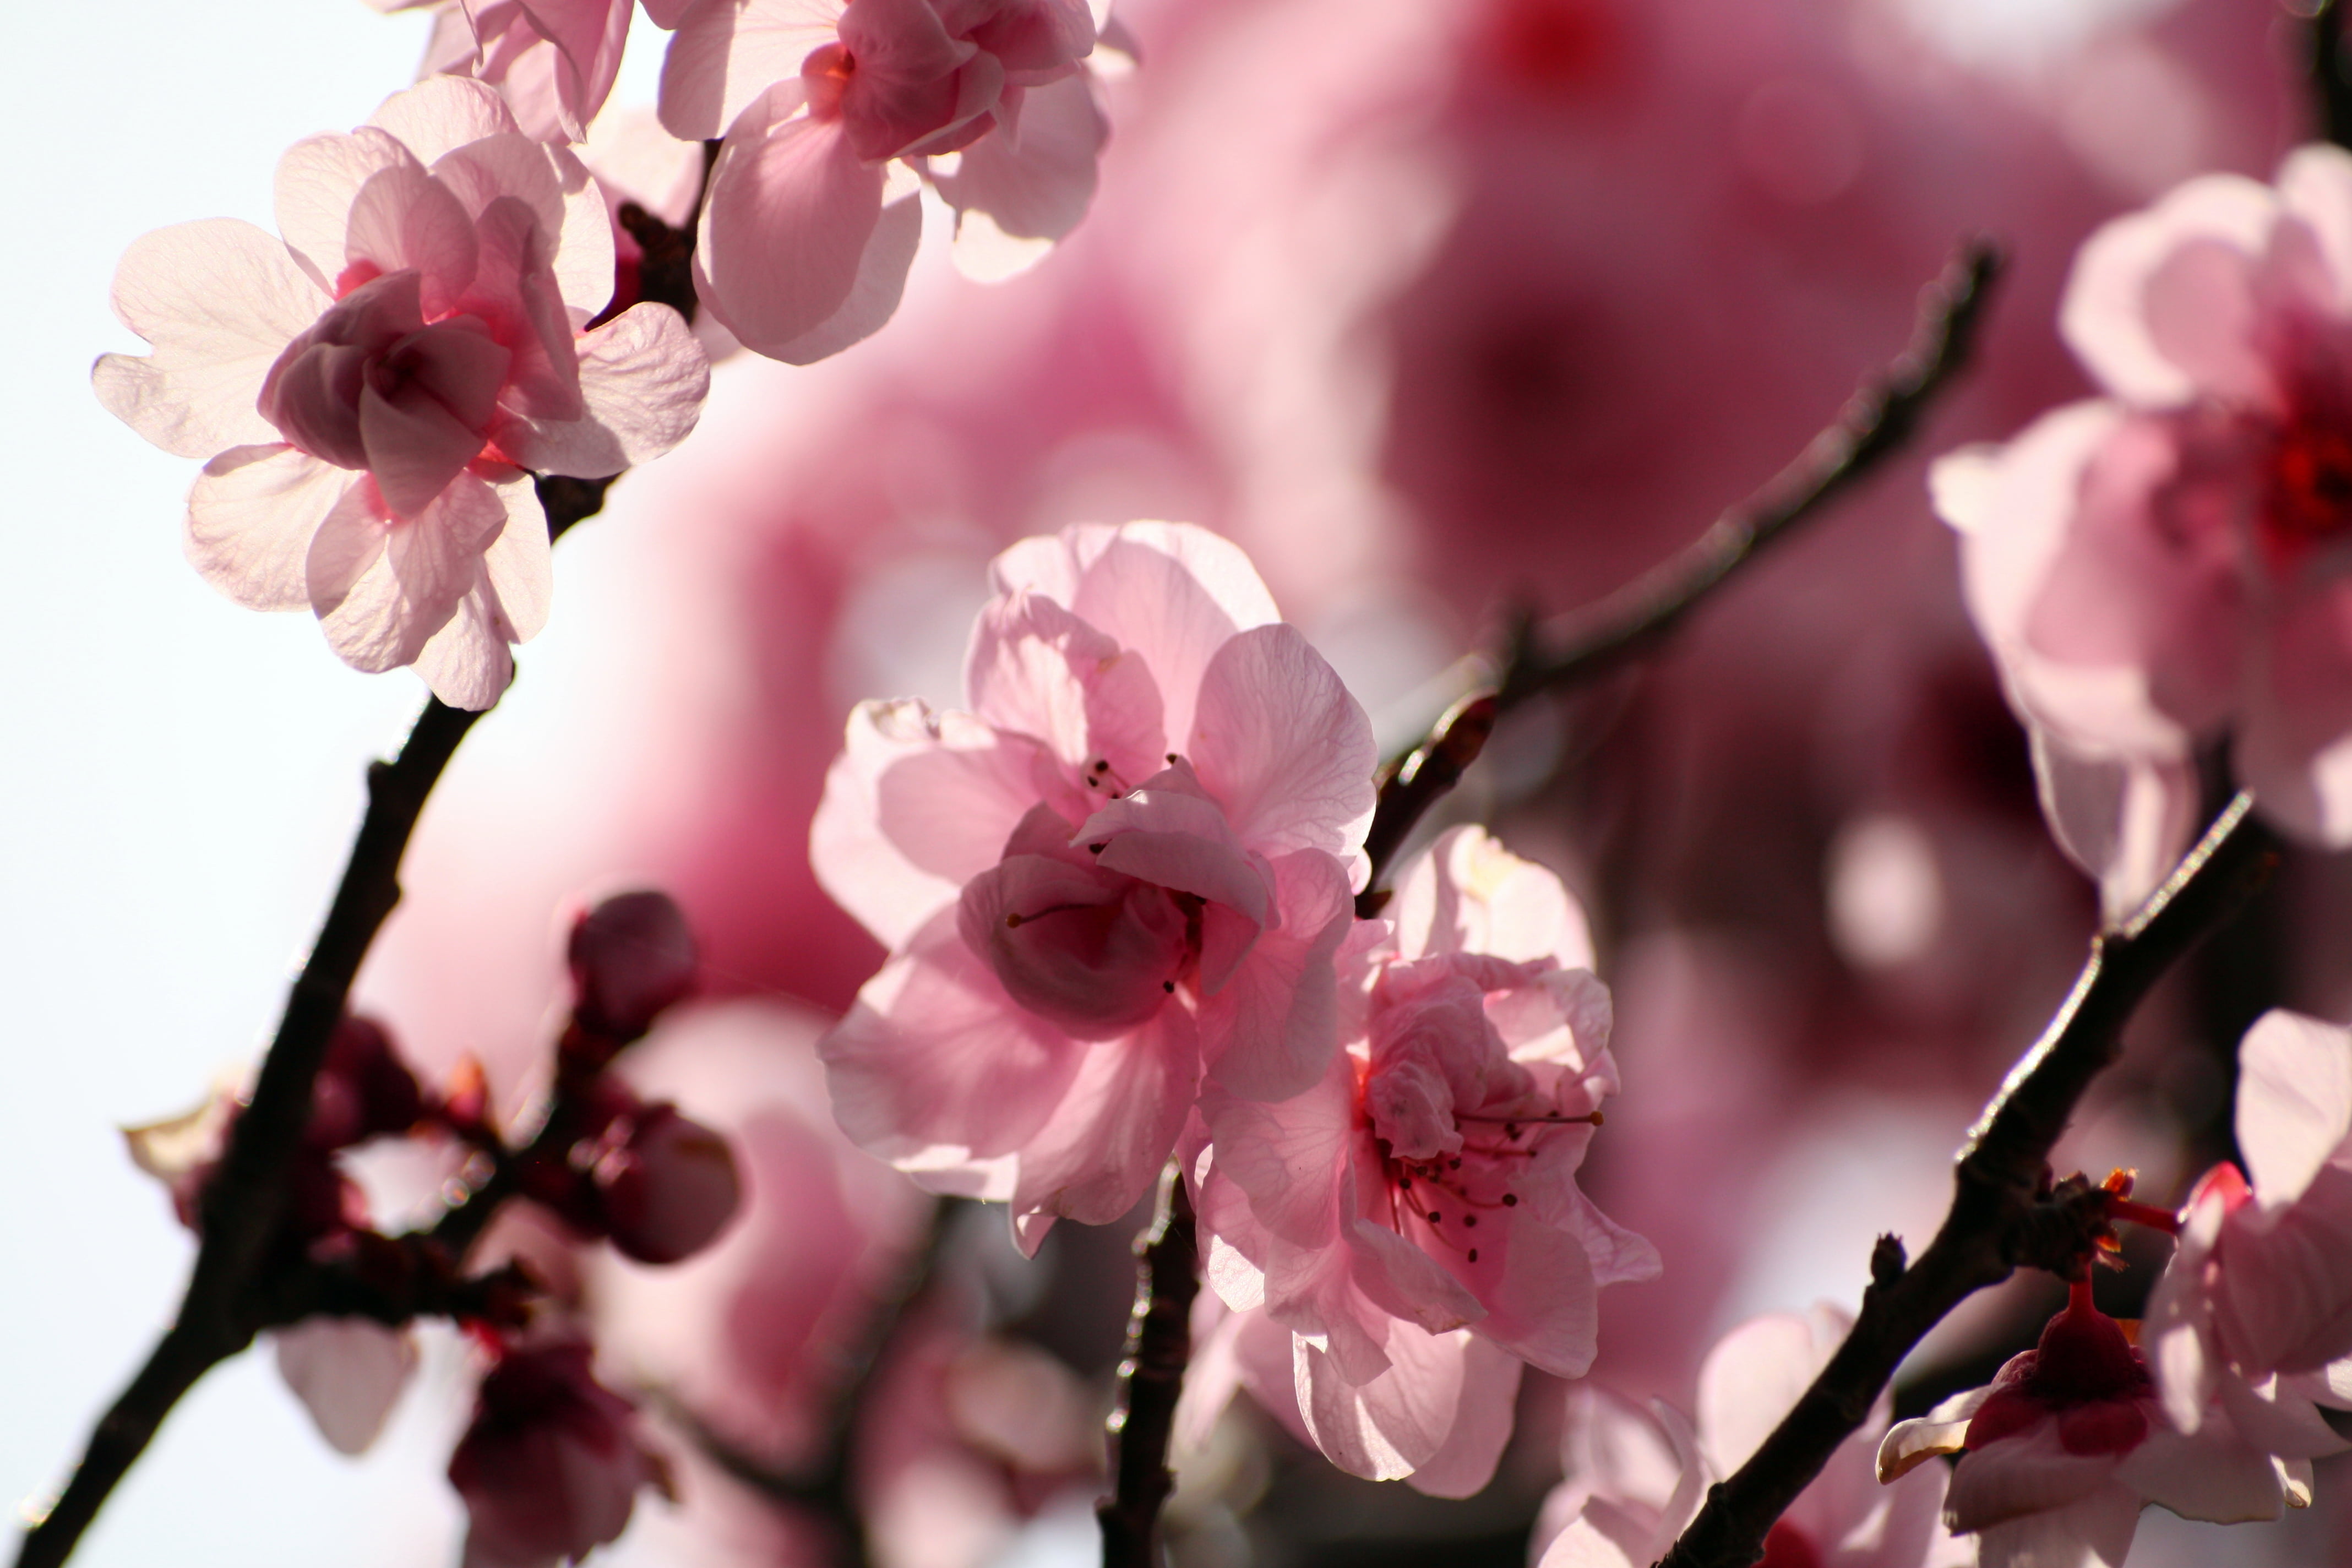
[567,891,698,1047]
[590,1103,742,1266]
[308,1014,424,1151]
[448,1341,662,1568]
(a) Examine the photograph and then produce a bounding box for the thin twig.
[1358,241,2003,897]
[2314,1,2352,151]
[1653,793,2281,1568]
[1098,1167,1201,1568]
[16,696,482,1568]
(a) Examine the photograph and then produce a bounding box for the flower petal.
[273,1319,419,1456]
[1189,624,1377,879]
[660,0,840,140]
[499,302,711,476]
[2236,1009,2352,1213]
[186,445,354,611]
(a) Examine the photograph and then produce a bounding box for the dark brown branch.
[1359,241,2003,895]
[1654,793,2281,1568]
[16,696,483,1568]
[2313,1,2352,153]
[1099,1167,1201,1568]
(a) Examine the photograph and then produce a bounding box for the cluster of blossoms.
[1873,1008,2352,1567]
[1939,143,2352,916]
[128,890,743,1567]
[810,520,1659,1482]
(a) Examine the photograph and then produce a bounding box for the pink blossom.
[448,1337,670,1568]
[1877,1280,2301,1568]
[94,78,710,709]
[1180,827,1657,1485]
[1533,1308,1965,1568]
[658,0,1109,361]
[812,520,1376,1250]
[1935,146,2352,910]
[2142,1009,2352,1461]
[416,1,639,144]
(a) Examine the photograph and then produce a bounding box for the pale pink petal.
[2028,731,2201,923]
[987,522,1282,749]
[498,302,711,476]
[956,848,1188,1039]
[2209,1370,2352,1461]
[1876,1387,1990,1483]
[1944,1425,2121,1532]
[1403,1335,1523,1499]
[430,134,616,325]
[275,128,420,292]
[581,107,706,227]
[1194,849,1354,1100]
[2235,1010,2352,1212]
[1294,1320,1469,1482]
[1455,1205,1598,1378]
[1533,1518,1641,1568]
[185,445,355,611]
[368,74,522,162]
[1080,770,1275,929]
[1188,624,1377,876]
[1197,1048,1353,1250]
[964,589,1167,782]
[934,73,1104,280]
[311,471,505,671]
[479,462,552,640]
[344,162,482,318]
[1696,1309,1845,1480]
[273,1319,419,1456]
[359,356,499,520]
[1174,1294,1246,1456]
[693,95,923,363]
[511,0,633,138]
[2114,1422,2286,1522]
[1344,1217,1483,1336]
[2060,172,2279,408]
[818,905,1089,1167]
[2219,1166,2352,1374]
[2239,583,2352,846]
[2146,1173,2225,1435]
[2135,237,2278,411]
[1391,825,1594,969]
[1968,1483,2140,1568]
[95,220,328,459]
[1004,1008,1197,1251]
[658,0,839,140]
[2277,144,2352,313]
[810,700,1048,948]
[1561,1386,1691,1520]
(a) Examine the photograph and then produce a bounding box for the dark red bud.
[591,1103,742,1265]
[567,891,698,1048]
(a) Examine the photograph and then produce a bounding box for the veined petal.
[368,75,521,162]
[2237,1010,2352,1212]
[275,128,420,292]
[660,0,840,140]
[186,445,353,611]
[1189,624,1378,878]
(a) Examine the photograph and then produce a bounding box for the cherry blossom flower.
[1878,1278,2301,1568]
[1934,145,2352,911]
[2142,1009,2352,1462]
[811,520,1376,1249]
[411,0,642,145]
[1532,1308,1966,1568]
[94,78,710,709]
[1179,827,1657,1485]
[657,0,1112,361]
[448,1336,670,1568]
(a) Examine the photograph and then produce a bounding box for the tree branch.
[15,696,483,1568]
[1654,793,2282,1568]
[2313,0,2352,153]
[1358,241,2003,902]
[1098,1167,1201,1568]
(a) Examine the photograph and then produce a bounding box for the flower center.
[2266,416,2352,548]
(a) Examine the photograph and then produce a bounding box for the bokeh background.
[6,0,2346,1564]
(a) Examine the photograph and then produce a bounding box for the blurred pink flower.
[448,1337,670,1568]
[812,520,1375,1250]
[1183,827,1656,1485]
[2144,1009,2352,1461]
[660,0,1108,360]
[1534,1307,1964,1568]
[1879,1280,2299,1568]
[94,78,710,708]
[1937,145,2352,910]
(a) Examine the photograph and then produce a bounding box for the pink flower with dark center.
[657,0,1111,360]
[1879,1279,2300,1568]
[812,521,1375,1250]
[1182,827,1657,1485]
[94,78,710,708]
[1936,146,2352,912]
[2143,1009,2352,1461]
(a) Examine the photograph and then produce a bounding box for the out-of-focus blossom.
[308,1014,428,1151]
[448,1336,671,1568]
[273,1316,422,1456]
[1879,1280,2300,1568]
[1936,145,2352,912]
[589,1099,744,1264]
[1533,1307,1965,1568]
[1182,827,1656,1487]
[2144,1009,2352,1461]
[659,0,1110,360]
[813,520,1376,1250]
[94,78,710,708]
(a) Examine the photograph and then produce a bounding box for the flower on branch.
[94,77,711,708]
[812,520,1376,1251]
[1178,827,1657,1489]
[1936,145,2352,914]
[1535,1308,1967,1568]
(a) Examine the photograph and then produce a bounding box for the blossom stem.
[2104,1196,2183,1235]
[1099,1165,1201,1568]
[14,695,483,1568]
[1356,242,2003,906]
[1654,792,2281,1568]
